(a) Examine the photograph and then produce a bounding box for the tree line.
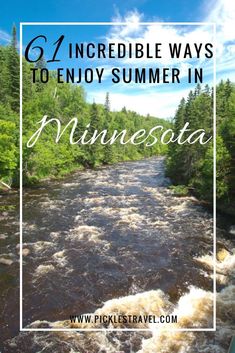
[0,26,169,187]
[1,26,234,216]
[167,80,235,214]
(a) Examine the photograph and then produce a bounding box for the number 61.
[24,35,64,63]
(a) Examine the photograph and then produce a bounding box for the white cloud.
[207,0,235,42]
[111,9,143,37]
[94,1,235,117]
[0,29,11,44]
[0,28,21,50]
[105,19,214,67]
[206,0,235,76]
[1,1,233,119]
[106,1,235,78]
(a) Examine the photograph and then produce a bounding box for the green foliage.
[0,104,18,183]
[169,185,189,197]
[8,26,20,112]
[0,205,15,211]
[19,76,169,183]
[1,25,234,217]
[167,81,235,212]
[0,120,17,172]
[0,28,169,186]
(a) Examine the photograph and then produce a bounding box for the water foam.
[34,264,56,277]
[194,248,235,284]
[67,225,105,244]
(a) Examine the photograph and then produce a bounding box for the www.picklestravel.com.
[70,314,178,325]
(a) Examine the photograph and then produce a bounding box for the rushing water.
[0,157,234,352]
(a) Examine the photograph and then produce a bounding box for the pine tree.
[204,84,210,95]
[0,47,9,104]
[90,102,100,131]
[11,24,17,49]
[34,55,47,92]
[103,93,114,163]
[224,79,232,100]
[104,92,110,113]
[35,55,47,69]
[86,102,102,166]
[7,25,20,112]
[175,98,186,133]
[194,83,201,97]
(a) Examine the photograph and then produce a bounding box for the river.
[0,157,234,352]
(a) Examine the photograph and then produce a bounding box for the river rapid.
[0,157,234,352]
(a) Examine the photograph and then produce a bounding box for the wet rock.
[16,244,30,256]
[22,248,30,256]
[0,257,13,265]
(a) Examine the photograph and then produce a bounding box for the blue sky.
[0,0,234,118]
[0,0,206,29]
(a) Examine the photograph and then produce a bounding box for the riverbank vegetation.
[0,27,234,218]
[167,80,235,215]
[0,27,169,187]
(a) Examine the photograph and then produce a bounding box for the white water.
[1,158,234,352]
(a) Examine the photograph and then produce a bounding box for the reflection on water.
[0,157,234,352]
